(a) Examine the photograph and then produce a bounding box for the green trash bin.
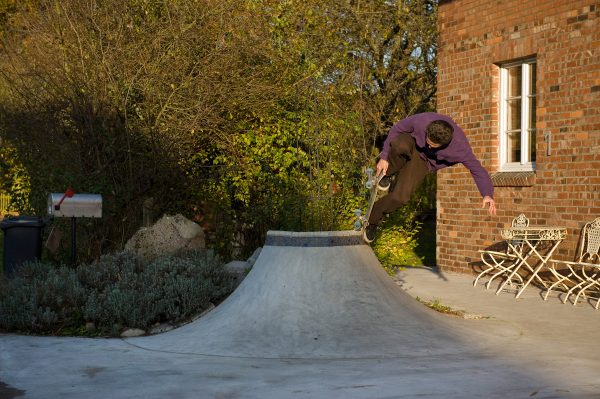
[1,216,46,278]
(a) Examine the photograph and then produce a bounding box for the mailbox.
[48,193,102,218]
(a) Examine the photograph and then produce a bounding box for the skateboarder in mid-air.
[363,112,497,243]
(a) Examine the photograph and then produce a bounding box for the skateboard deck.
[354,168,389,231]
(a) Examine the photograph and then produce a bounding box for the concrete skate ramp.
[128,231,488,359]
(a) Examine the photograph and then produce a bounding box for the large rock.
[125,214,205,260]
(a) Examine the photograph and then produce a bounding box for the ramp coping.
[265,230,365,247]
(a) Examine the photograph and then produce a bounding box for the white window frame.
[499,58,537,172]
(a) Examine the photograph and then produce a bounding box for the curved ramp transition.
[128,231,483,359]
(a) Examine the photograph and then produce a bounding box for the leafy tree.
[0,0,437,260]
[0,0,18,37]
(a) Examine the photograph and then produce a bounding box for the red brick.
[436,0,600,273]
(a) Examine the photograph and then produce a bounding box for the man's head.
[425,120,453,149]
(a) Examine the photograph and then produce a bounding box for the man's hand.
[482,196,496,216]
[376,159,389,177]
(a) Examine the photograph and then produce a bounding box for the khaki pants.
[368,134,430,225]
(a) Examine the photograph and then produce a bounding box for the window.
[499,58,537,171]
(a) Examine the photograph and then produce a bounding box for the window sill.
[490,171,536,187]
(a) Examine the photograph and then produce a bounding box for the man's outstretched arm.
[462,154,496,216]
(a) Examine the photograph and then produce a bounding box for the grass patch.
[415,296,490,319]
[416,296,466,317]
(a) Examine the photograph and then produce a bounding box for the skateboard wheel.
[354,220,363,230]
[354,209,362,216]
[366,181,373,189]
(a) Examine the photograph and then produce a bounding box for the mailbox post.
[48,192,102,265]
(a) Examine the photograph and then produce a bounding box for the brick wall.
[437,0,600,273]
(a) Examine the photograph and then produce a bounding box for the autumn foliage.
[0,0,437,261]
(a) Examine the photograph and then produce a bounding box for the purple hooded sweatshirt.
[380,112,494,199]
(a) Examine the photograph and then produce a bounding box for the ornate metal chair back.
[511,213,529,229]
[508,213,529,252]
[580,217,600,263]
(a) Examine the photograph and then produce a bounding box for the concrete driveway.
[1,230,599,398]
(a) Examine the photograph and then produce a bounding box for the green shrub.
[0,249,235,336]
[372,207,422,275]
[0,262,86,332]
[80,249,234,333]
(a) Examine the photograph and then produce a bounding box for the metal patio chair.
[475,214,529,289]
[544,217,600,308]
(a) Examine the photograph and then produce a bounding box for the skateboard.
[354,167,389,231]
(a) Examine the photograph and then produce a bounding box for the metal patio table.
[496,226,567,298]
